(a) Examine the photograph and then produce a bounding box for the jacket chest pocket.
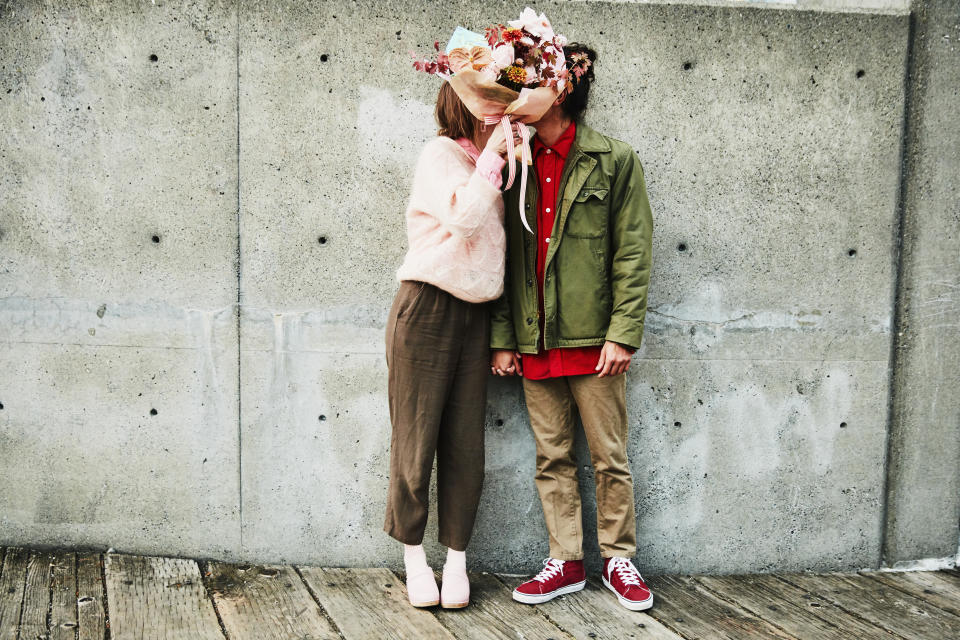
[564,187,608,238]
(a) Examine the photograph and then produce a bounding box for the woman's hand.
[490,349,523,376]
[485,122,525,157]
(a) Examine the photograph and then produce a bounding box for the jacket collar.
[570,120,611,153]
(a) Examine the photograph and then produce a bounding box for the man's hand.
[491,349,523,376]
[595,341,633,377]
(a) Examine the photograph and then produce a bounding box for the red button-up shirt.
[521,120,604,380]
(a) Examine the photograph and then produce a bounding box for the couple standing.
[384,39,654,612]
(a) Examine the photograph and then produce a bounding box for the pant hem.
[384,523,425,546]
[600,550,637,559]
[438,534,469,553]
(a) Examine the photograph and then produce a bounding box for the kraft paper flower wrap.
[412,8,581,233]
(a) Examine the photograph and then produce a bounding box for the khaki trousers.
[522,373,637,560]
[383,280,489,551]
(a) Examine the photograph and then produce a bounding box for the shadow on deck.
[0,546,958,639]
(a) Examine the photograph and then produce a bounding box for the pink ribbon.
[486,114,534,234]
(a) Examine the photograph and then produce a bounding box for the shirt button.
[546,149,552,154]
[545,177,551,182]
[545,207,551,213]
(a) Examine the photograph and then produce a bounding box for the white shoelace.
[609,557,643,587]
[533,558,565,583]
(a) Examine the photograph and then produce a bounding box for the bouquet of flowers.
[412,7,589,232]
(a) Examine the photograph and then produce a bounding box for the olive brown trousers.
[383,280,489,551]
[522,372,637,560]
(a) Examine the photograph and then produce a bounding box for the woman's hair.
[560,43,598,122]
[435,81,479,143]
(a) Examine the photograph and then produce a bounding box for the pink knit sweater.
[395,136,507,303]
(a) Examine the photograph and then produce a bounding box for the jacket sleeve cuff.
[475,149,506,189]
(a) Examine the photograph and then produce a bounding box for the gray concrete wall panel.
[882,0,960,565]
[0,0,241,557]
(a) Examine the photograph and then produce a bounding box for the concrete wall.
[0,0,956,575]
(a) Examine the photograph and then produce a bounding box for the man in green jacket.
[490,44,655,611]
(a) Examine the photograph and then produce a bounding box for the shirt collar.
[533,120,577,160]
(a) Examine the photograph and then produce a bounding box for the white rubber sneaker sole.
[512,580,586,604]
[602,576,654,611]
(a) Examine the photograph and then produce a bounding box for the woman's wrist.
[476,148,506,188]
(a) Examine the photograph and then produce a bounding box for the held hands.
[596,341,633,377]
[491,342,632,377]
[490,349,522,376]
[485,122,525,158]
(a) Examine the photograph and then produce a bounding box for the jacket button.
[526,279,533,287]
[525,203,530,209]
[526,317,534,325]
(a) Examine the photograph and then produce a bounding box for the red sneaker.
[602,557,653,610]
[512,558,586,604]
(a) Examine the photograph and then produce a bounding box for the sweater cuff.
[475,148,506,189]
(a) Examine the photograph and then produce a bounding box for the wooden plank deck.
[0,546,957,639]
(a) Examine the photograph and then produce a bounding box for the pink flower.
[491,43,515,70]
[508,7,555,41]
[524,64,538,84]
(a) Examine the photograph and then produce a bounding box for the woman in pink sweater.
[384,82,521,609]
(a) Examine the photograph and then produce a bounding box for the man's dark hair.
[560,43,597,122]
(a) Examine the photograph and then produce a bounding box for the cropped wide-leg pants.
[383,280,490,551]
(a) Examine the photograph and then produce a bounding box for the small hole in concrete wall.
[319,414,327,421]
[682,62,692,71]
[677,242,687,252]
[151,235,160,243]
[41,96,45,101]
[320,53,329,62]
[150,408,157,416]
[856,69,865,78]
[674,421,681,427]
[840,422,847,428]
[848,248,857,257]
[0,402,4,409]
[495,418,504,427]
[149,54,158,62]
[318,236,328,245]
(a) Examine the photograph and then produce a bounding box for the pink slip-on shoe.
[512,558,586,604]
[602,556,653,611]
[440,561,470,609]
[404,560,439,608]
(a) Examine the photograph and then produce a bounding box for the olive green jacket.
[489,121,654,353]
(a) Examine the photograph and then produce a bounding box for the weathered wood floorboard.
[76,552,107,640]
[522,575,680,640]
[861,570,960,618]
[19,549,56,639]
[49,550,78,640]
[644,574,799,639]
[780,572,960,640]
[299,566,455,640]
[695,573,895,640]
[104,553,224,640]
[2,547,960,640]
[432,571,572,640]
[205,561,340,640]
[0,548,30,639]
